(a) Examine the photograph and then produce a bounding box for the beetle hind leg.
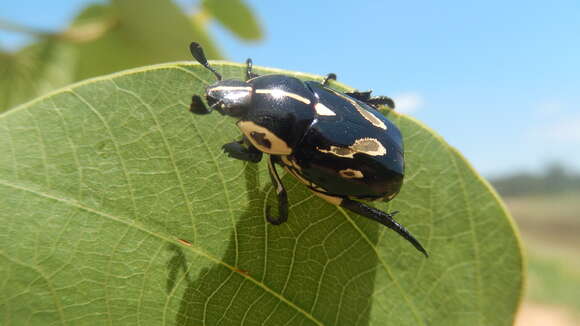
[365,96,395,109]
[340,198,428,257]
[344,90,372,102]
[266,156,288,225]
[345,91,395,109]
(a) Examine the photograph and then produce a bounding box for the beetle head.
[189,42,251,117]
[206,80,252,117]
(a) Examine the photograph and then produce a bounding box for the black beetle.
[188,42,427,257]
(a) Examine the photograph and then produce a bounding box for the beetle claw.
[340,199,428,257]
[266,205,287,225]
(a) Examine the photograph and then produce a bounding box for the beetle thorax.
[237,75,318,155]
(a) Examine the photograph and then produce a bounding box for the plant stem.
[0,18,51,37]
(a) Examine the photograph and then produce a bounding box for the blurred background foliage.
[0,0,262,111]
[1,1,578,324]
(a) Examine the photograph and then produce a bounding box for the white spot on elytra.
[314,103,336,116]
[317,138,386,158]
[237,120,292,155]
[255,88,311,104]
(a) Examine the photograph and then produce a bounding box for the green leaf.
[74,1,222,81]
[0,0,223,111]
[0,62,523,325]
[202,0,263,41]
[0,40,75,112]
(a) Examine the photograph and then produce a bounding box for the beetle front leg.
[222,138,263,163]
[340,198,428,257]
[190,95,211,114]
[266,156,288,225]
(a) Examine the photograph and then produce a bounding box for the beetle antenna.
[189,42,222,81]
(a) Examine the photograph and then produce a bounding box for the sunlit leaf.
[0,40,75,112]
[0,0,223,111]
[0,62,523,325]
[202,0,263,41]
[74,0,222,81]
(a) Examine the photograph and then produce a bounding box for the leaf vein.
[337,207,426,326]
[0,179,324,326]
[111,81,199,245]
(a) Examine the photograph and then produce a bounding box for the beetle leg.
[190,95,230,115]
[246,58,260,80]
[365,96,395,109]
[222,138,263,163]
[190,95,211,114]
[266,156,288,225]
[322,73,337,86]
[344,90,372,102]
[345,91,395,109]
[340,198,428,257]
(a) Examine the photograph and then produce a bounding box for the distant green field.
[505,191,580,249]
[503,192,580,314]
[525,247,580,312]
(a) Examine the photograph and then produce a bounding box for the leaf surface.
[0,0,223,111]
[0,40,75,112]
[0,62,523,325]
[74,1,222,81]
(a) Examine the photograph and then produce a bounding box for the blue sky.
[2,1,580,177]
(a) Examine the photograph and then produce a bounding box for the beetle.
[188,42,428,257]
